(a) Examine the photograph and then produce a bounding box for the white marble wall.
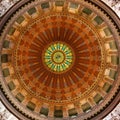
[0,101,18,120]
[0,0,19,17]
[102,0,120,17]
[103,103,120,120]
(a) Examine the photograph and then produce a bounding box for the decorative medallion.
[44,42,73,73]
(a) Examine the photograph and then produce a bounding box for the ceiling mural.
[0,0,120,120]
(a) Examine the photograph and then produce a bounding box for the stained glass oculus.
[44,42,73,73]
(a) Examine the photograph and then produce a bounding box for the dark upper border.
[0,0,120,120]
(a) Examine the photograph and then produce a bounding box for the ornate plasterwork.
[0,0,120,120]
[9,11,105,103]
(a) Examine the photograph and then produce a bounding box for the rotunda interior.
[0,0,120,120]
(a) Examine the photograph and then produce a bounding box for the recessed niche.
[54,110,63,118]
[41,2,50,9]
[28,7,37,15]
[68,108,78,117]
[8,27,16,35]
[1,54,8,63]
[26,101,36,111]
[69,2,78,9]
[3,40,10,48]
[94,94,103,104]
[81,102,91,113]
[55,1,64,6]
[94,16,104,25]
[104,27,112,36]
[8,81,15,91]
[109,41,117,50]
[16,16,25,24]
[16,93,25,102]
[3,68,10,77]
[40,107,49,116]
[82,8,92,15]
[111,56,119,65]
[109,69,117,80]
[103,82,112,93]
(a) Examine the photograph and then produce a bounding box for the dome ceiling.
[0,0,120,120]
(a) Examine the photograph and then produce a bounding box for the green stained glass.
[44,42,73,73]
